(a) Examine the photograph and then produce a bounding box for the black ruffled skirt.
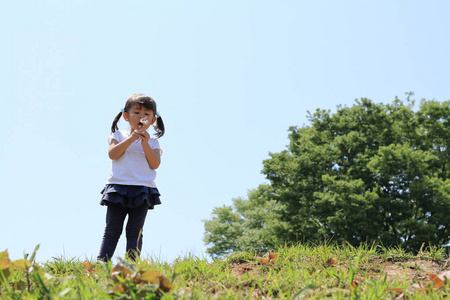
[100,184,161,210]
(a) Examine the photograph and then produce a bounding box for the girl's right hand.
[130,129,142,141]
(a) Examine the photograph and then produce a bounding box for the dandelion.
[140,117,149,124]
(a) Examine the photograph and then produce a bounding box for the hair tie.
[156,111,160,118]
[121,108,125,113]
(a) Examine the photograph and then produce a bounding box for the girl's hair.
[111,94,165,138]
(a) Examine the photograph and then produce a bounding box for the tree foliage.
[204,95,450,257]
[203,185,288,258]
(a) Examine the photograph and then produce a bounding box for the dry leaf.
[258,257,269,264]
[269,253,278,260]
[139,270,160,284]
[159,275,174,293]
[352,277,364,287]
[427,273,444,289]
[11,259,32,271]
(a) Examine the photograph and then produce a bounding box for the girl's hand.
[130,129,143,142]
[132,128,150,144]
[138,129,150,144]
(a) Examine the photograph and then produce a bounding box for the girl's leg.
[125,203,149,260]
[97,203,127,261]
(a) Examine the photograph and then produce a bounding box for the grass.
[1,243,449,299]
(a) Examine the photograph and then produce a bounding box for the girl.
[97,94,165,262]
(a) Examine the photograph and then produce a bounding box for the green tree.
[203,185,288,258]
[204,95,450,256]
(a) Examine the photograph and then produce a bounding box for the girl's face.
[123,104,156,131]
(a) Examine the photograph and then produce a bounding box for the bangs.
[125,94,157,112]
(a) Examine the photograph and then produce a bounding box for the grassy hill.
[1,243,449,299]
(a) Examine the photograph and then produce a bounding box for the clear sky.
[1,0,449,263]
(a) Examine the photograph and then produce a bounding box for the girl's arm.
[112,129,160,168]
[108,136,161,168]
[142,143,161,169]
[136,130,161,169]
[108,137,135,160]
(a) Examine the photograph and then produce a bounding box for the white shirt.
[106,130,162,188]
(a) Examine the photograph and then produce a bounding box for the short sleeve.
[150,138,163,155]
[108,131,125,144]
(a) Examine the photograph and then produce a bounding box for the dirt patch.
[230,258,450,285]
[374,258,450,283]
[230,262,259,278]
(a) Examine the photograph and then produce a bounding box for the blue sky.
[1,0,449,263]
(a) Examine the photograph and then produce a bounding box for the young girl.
[97,94,165,262]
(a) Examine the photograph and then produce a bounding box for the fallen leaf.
[0,259,10,270]
[0,250,9,261]
[81,262,94,271]
[258,258,269,264]
[159,275,174,293]
[11,259,32,271]
[111,265,132,282]
[112,265,131,278]
[386,288,404,294]
[112,282,128,293]
[322,258,336,267]
[139,270,160,284]
[269,253,278,260]
[352,278,364,287]
[427,273,444,289]
[386,288,408,298]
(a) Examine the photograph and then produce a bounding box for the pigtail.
[153,115,165,138]
[111,111,123,133]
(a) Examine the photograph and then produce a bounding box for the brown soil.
[230,258,450,284]
[370,258,450,284]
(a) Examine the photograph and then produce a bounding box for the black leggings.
[97,203,149,261]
